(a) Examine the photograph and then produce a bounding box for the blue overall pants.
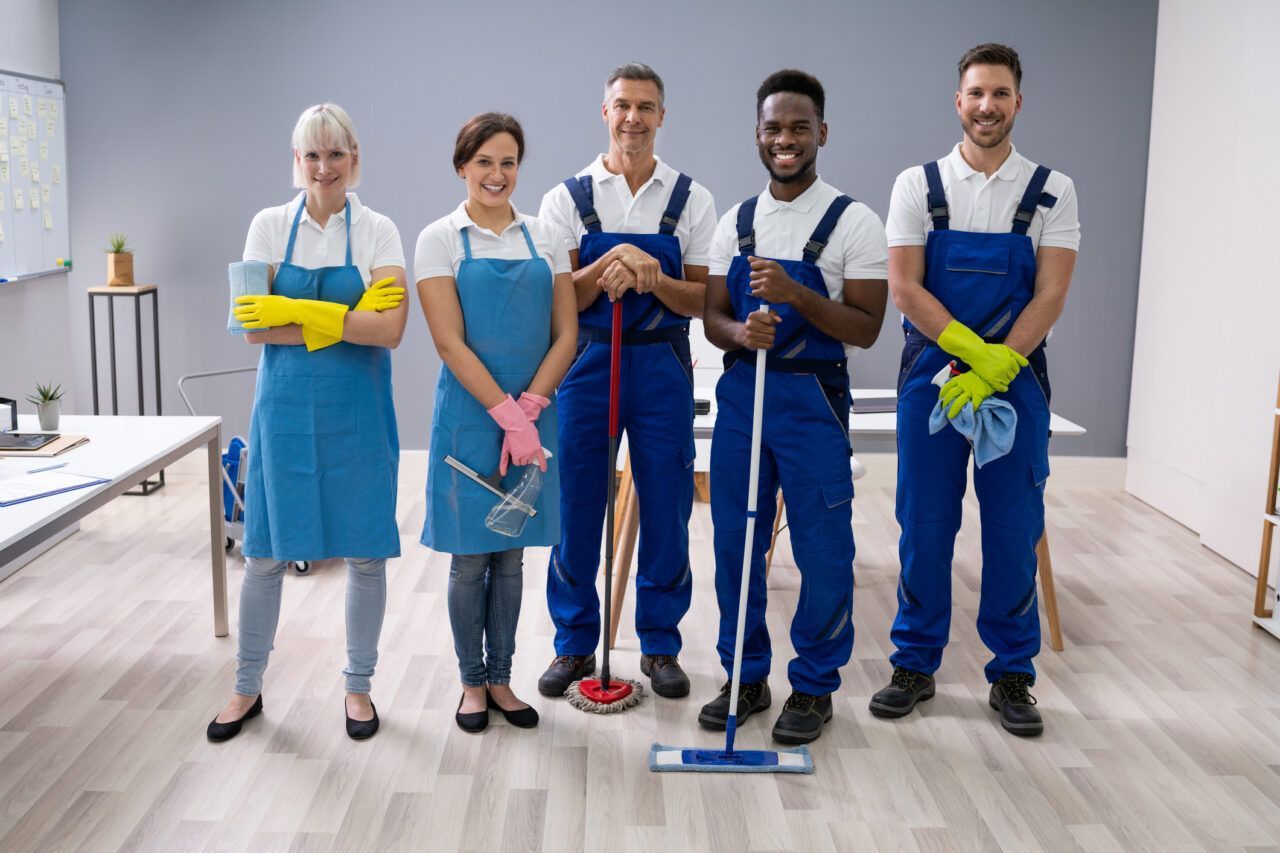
[711,195,857,697]
[547,174,697,656]
[891,162,1056,683]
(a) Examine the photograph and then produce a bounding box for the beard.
[761,149,818,184]
[962,113,1016,149]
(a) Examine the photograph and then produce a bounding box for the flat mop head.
[648,743,813,774]
[565,678,645,714]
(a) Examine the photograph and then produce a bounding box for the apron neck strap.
[460,226,474,261]
[518,222,537,259]
[343,198,353,266]
[283,196,353,266]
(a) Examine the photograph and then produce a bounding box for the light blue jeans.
[235,556,387,696]
[448,549,524,686]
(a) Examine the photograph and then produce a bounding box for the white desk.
[0,415,228,636]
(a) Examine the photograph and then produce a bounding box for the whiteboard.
[0,70,70,281]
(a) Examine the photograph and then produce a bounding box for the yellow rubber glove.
[234,295,348,353]
[354,277,406,312]
[936,320,1028,392]
[940,370,995,419]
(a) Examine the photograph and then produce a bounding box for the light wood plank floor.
[1,452,1278,853]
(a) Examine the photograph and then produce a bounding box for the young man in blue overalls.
[537,63,718,700]
[871,43,1081,736]
[702,69,888,744]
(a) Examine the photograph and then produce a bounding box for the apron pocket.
[945,243,1010,275]
[265,376,356,435]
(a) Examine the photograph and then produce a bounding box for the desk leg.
[207,433,228,637]
[1036,531,1063,652]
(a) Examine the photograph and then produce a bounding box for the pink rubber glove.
[517,391,550,422]
[487,394,546,475]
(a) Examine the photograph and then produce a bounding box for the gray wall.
[57,0,1156,456]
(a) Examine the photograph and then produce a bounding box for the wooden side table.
[87,285,164,495]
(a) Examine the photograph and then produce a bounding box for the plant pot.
[107,252,134,286]
[36,400,60,431]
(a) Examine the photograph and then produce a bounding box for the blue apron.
[243,197,400,561]
[891,161,1056,682]
[710,193,857,696]
[421,222,560,555]
[547,172,696,657]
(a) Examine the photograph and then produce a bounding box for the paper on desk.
[0,470,108,508]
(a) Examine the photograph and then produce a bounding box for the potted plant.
[27,382,66,431]
[106,232,134,286]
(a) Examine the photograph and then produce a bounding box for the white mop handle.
[727,304,769,726]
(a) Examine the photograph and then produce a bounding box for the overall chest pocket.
[945,243,1009,275]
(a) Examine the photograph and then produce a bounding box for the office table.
[606,389,1086,652]
[0,414,227,636]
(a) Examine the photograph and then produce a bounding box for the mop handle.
[601,299,623,687]
[725,303,769,754]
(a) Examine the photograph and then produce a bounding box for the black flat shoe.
[346,699,380,740]
[487,690,540,729]
[207,694,262,743]
[456,693,489,733]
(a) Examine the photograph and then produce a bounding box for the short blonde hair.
[291,103,361,189]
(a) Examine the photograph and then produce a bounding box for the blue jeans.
[235,556,387,696]
[448,549,524,686]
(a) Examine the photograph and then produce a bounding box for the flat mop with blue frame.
[649,305,813,774]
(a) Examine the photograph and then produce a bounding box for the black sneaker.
[771,691,833,744]
[989,673,1043,737]
[697,680,771,730]
[640,654,690,698]
[868,666,936,718]
[537,654,596,697]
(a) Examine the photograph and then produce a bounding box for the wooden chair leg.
[1036,530,1064,651]
[764,490,785,577]
[693,471,711,503]
[608,463,641,650]
[613,455,633,553]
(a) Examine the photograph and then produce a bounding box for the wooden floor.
[1,452,1278,853]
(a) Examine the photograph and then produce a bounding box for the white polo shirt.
[414,202,571,282]
[243,192,405,286]
[538,154,717,269]
[709,178,889,359]
[885,143,1080,251]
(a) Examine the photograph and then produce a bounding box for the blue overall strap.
[1011,165,1052,235]
[518,222,538,259]
[282,194,308,265]
[563,176,601,233]
[342,199,353,266]
[923,161,949,231]
[802,195,855,264]
[658,173,693,236]
[459,226,474,261]
[735,197,759,256]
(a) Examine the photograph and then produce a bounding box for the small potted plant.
[27,382,66,431]
[106,232,134,286]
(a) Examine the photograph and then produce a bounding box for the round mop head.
[565,677,645,714]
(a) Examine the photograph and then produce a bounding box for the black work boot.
[697,680,771,730]
[989,672,1043,736]
[537,654,596,697]
[771,691,833,744]
[868,666,936,718]
[640,654,691,698]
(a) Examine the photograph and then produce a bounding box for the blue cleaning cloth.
[929,395,1018,468]
[227,261,271,335]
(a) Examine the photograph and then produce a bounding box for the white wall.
[0,0,72,414]
[1127,0,1280,577]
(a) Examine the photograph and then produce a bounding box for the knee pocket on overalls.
[788,477,854,554]
[637,443,694,508]
[984,458,1051,531]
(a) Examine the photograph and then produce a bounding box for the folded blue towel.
[227,261,271,335]
[929,395,1018,467]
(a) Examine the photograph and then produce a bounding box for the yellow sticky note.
[42,185,50,205]
[39,142,48,160]
[7,98,17,118]
[52,165,60,184]
[30,188,39,208]
[43,210,52,230]
[14,189,24,210]
[0,163,7,182]
[45,119,54,137]
[23,95,32,115]
[37,99,46,118]
[31,165,40,183]
[50,101,58,119]
[18,157,28,177]
[0,190,5,212]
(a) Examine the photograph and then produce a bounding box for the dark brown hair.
[958,43,1023,89]
[453,113,525,171]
